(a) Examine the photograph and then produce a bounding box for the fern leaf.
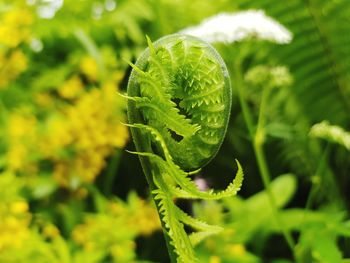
[153,176,198,263]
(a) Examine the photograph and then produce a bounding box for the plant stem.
[253,140,296,251]
[129,127,178,263]
[138,156,178,263]
[103,149,122,196]
[303,145,329,211]
[233,63,296,256]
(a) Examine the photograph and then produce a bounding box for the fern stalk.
[138,156,178,262]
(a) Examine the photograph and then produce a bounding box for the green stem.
[234,63,296,256]
[85,184,107,212]
[295,145,329,262]
[129,128,177,263]
[303,145,329,211]
[255,83,272,142]
[103,149,122,196]
[139,159,178,263]
[253,140,296,251]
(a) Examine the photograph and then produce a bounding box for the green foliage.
[193,175,350,262]
[231,0,350,193]
[1,0,350,262]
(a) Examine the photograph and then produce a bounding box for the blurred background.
[0,0,350,262]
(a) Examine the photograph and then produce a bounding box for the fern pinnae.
[126,123,243,200]
[127,34,243,262]
[153,175,197,263]
[129,146,243,201]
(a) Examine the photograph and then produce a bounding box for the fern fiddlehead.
[126,34,243,262]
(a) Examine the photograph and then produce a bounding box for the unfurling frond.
[127,35,243,262]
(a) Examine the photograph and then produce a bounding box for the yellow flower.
[49,83,128,187]
[10,201,28,214]
[53,148,110,187]
[9,50,27,72]
[109,202,127,215]
[80,56,99,82]
[72,226,87,245]
[40,116,73,157]
[72,195,158,262]
[42,224,60,239]
[6,112,37,171]
[53,162,70,188]
[0,9,33,48]
[0,203,31,251]
[8,112,36,139]
[107,123,129,148]
[209,255,221,263]
[6,144,27,171]
[73,149,110,183]
[110,241,135,262]
[0,173,32,254]
[35,93,54,107]
[0,50,28,89]
[58,75,84,99]
[127,199,161,236]
[226,244,246,257]
[5,72,128,186]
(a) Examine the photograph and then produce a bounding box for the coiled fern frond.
[126,34,243,262]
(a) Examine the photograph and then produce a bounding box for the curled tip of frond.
[234,159,243,177]
[168,158,243,200]
[232,158,244,189]
[235,158,240,166]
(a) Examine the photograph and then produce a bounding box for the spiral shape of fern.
[127,34,231,170]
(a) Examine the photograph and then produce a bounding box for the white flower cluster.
[27,0,64,19]
[180,10,292,44]
[245,65,293,87]
[310,121,350,150]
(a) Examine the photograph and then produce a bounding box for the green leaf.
[246,173,296,211]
